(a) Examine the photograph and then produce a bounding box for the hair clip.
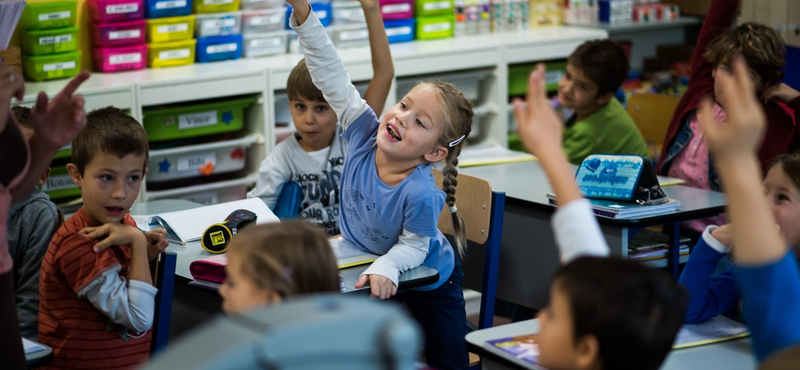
[449,135,466,147]
[448,205,458,213]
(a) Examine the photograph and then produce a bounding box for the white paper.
[673,315,749,348]
[458,142,537,167]
[329,237,378,268]
[22,338,45,354]
[154,198,279,243]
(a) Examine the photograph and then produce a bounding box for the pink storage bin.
[88,0,144,23]
[90,19,146,48]
[92,44,148,72]
[380,0,414,20]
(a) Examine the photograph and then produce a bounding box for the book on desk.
[547,194,681,219]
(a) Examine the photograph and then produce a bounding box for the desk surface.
[465,319,758,370]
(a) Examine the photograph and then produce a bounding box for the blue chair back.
[151,251,177,355]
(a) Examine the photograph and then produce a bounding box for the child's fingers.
[355,274,369,288]
[79,225,109,239]
[92,239,114,253]
[512,98,528,129]
[525,64,547,109]
[696,96,717,136]
[730,57,754,101]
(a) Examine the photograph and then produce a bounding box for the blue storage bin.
[196,34,243,62]
[384,19,415,43]
[285,3,332,29]
[145,0,192,18]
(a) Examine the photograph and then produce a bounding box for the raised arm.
[686,0,738,94]
[513,64,609,263]
[360,0,394,116]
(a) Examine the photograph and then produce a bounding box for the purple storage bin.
[91,19,147,48]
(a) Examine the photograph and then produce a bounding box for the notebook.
[672,315,750,349]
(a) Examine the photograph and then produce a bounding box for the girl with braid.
[285,1,473,367]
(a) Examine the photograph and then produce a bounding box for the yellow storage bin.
[147,39,196,68]
[193,0,240,14]
[146,15,195,43]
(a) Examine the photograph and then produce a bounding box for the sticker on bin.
[385,26,412,36]
[207,43,238,54]
[337,9,362,19]
[39,11,71,21]
[314,10,328,19]
[158,23,189,33]
[42,175,77,192]
[202,18,237,30]
[423,1,451,11]
[110,53,142,65]
[110,29,142,40]
[179,110,217,129]
[39,35,72,45]
[178,152,216,172]
[250,37,281,48]
[160,48,191,60]
[107,3,139,13]
[423,22,451,32]
[204,0,234,4]
[340,29,368,41]
[156,0,187,9]
[44,61,76,72]
[249,14,282,25]
[382,3,411,13]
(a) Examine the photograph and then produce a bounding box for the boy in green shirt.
[557,39,649,164]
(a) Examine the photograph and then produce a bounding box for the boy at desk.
[555,39,649,165]
[512,65,687,370]
[38,107,168,369]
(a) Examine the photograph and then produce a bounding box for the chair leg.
[479,192,505,329]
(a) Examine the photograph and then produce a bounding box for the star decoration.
[158,159,171,173]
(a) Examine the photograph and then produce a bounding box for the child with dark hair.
[557,39,649,164]
[38,106,168,369]
[7,106,62,340]
[513,64,688,370]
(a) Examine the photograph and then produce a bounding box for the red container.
[88,0,144,23]
[90,19,146,48]
[92,44,148,72]
[379,0,414,20]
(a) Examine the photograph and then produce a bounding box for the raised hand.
[513,63,564,158]
[31,71,90,150]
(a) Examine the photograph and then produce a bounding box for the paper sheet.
[673,315,750,349]
[155,198,279,243]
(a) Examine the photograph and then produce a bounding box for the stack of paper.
[547,194,681,219]
[0,2,25,50]
[673,315,749,349]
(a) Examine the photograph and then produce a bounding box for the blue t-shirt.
[339,108,454,290]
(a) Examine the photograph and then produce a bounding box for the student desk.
[465,319,758,370]
[459,161,726,310]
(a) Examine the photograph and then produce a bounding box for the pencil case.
[189,254,228,283]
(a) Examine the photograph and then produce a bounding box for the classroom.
[1,0,800,368]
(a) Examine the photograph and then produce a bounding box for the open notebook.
[133,198,279,244]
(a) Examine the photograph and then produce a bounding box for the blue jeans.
[395,258,468,370]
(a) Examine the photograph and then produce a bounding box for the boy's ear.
[37,167,51,186]
[594,91,615,106]
[66,163,82,187]
[575,334,601,370]
[424,145,449,163]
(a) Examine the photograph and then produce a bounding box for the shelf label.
[250,37,281,48]
[423,22,451,33]
[337,9,362,19]
[159,48,191,60]
[249,14,282,25]
[38,34,72,45]
[339,29,368,41]
[157,23,189,34]
[204,0,234,4]
[39,11,71,21]
[155,0,187,9]
[177,152,216,172]
[109,53,142,65]
[106,3,139,14]
[109,29,141,40]
[43,61,76,72]
[423,1,452,11]
[178,110,217,129]
[385,26,412,36]
[207,43,238,54]
[42,175,77,192]
[381,3,410,13]
[179,190,219,206]
[202,18,237,29]
[313,10,328,19]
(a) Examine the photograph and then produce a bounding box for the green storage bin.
[20,27,79,55]
[23,51,81,82]
[41,165,80,200]
[19,1,78,30]
[415,0,453,16]
[416,15,454,40]
[142,96,256,142]
[508,60,567,96]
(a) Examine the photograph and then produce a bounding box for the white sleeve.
[701,225,731,254]
[361,229,429,287]
[247,145,292,209]
[79,267,158,332]
[551,199,610,263]
[290,8,368,130]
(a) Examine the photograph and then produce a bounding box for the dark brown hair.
[704,22,786,88]
[10,105,32,129]
[286,59,327,103]
[770,153,800,189]
[567,39,630,96]
[72,106,149,174]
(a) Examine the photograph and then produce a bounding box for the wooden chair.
[626,93,681,162]
[150,251,177,355]
[432,170,505,331]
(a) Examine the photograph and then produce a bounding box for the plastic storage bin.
[41,165,80,200]
[196,35,243,62]
[329,24,369,48]
[243,31,288,57]
[145,0,193,18]
[241,9,285,33]
[88,0,144,23]
[379,0,413,20]
[147,39,196,68]
[240,0,283,9]
[23,51,81,82]
[147,142,252,182]
[332,1,365,24]
[92,44,148,72]
[416,15,454,40]
[194,0,240,14]
[286,3,332,28]
[19,1,77,30]
[195,12,242,37]
[19,27,79,55]
[90,20,146,48]
[416,0,453,17]
[508,60,566,95]
[383,18,414,43]
[146,15,195,43]
[142,95,255,142]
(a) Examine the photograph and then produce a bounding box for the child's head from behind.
[559,39,629,113]
[219,220,339,314]
[705,22,785,97]
[765,153,800,247]
[11,105,50,187]
[537,257,687,370]
[287,59,338,152]
[67,107,148,224]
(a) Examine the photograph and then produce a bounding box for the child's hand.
[80,223,147,254]
[0,67,25,133]
[355,274,397,299]
[513,64,564,158]
[357,0,379,11]
[710,224,733,246]
[31,71,90,150]
[699,57,766,162]
[760,83,800,103]
[145,228,169,261]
